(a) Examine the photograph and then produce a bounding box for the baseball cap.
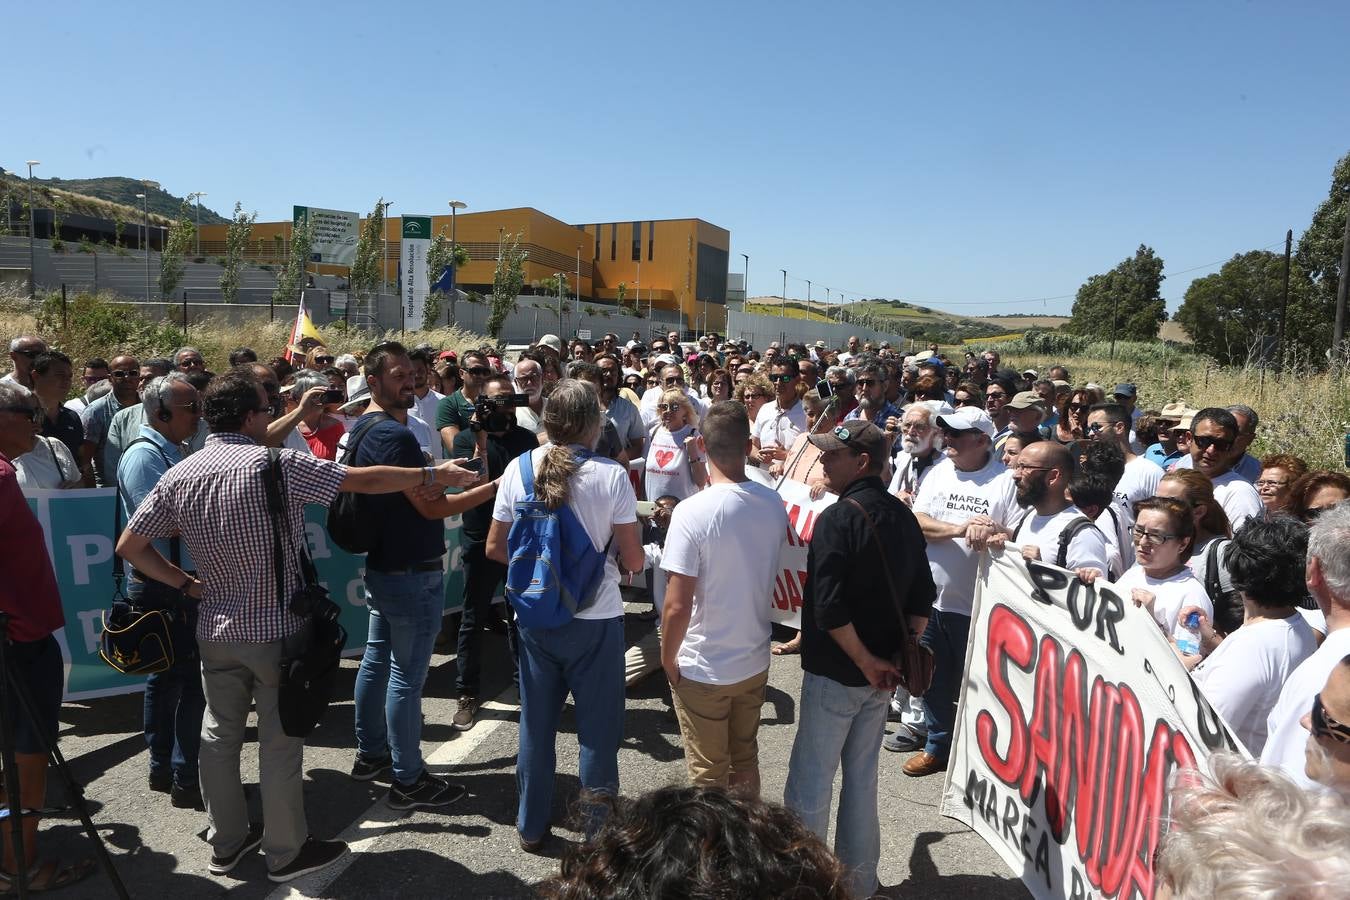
[437,349,457,361]
[936,406,997,438]
[1007,391,1046,411]
[1113,383,1137,398]
[536,334,563,354]
[1021,368,1038,379]
[808,421,887,461]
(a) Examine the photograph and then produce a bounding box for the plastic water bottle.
[1174,612,1201,656]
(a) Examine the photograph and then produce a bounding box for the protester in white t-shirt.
[887,401,947,506]
[1067,460,1132,581]
[485,380,644,849]
[1188,517,1318,755]
[14,433,81,490]
[1260,503,1350,790]
[660,403,788,793]
[908,407,1019,776]
[1086,402,1161,506]
[1008,441,1109,578]
[645,390,706,502]
[1115,497,1214,635]
[1185,408,1263,531]
[751,357,806,468]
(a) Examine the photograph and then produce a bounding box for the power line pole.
[1277,228,1292,368]
[1335,196,1350,356]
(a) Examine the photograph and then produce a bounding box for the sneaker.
[171,782,205,810]
[208,822,264,875]
[267,838,348,883]
[350,752,393,782]
[451,696,478,731]
[149,771,173,794]
[387,770,467,811]
[882,730,926,753]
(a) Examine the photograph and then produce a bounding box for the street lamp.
[24,160,38,298]
[136,192,150,300]
[381,201,394,295]
[554,271,565,335]
[446,200,466,324]
[780,269,787,318]
[189,191,207,255]
[575,244,581,316]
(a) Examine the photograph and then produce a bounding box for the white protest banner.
[293,205,359,266]
[765,475,837,630]
[401,216,432,330]
[941,548,1245,900]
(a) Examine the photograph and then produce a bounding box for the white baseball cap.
[935,406,996,438]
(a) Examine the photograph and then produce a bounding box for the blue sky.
[10,0,1348,316]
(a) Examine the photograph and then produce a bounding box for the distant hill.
[743,296,1064,343]
[0,171,228,225]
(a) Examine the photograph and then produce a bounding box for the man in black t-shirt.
[449,373,538,730]
[349,342,495,811]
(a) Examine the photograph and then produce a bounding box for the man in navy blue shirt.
[348,342,496,810]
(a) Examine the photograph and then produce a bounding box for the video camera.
[472,393,530,432]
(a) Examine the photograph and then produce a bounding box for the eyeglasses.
[1012,463,1053,474]
[656,403,684,413]
[179,357,205,368]
[1130,526,1177,545]
[1255,479,1289,490]
[0,405,40,421]
[1192,435,1234,453]
[110,369,138,379]
[954,396,977,407]
[856,378,879,387]
[515,372,541,384]
[900,422,931,432]
[646,378,660,386]
[1311,693,1350,744]
[465,366,492,377]
[984,392,1007,401]
[662,376,684,386]
[170,401,202,414]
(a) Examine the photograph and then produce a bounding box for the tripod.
[0,614,129,899]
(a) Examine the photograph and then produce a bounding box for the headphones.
[156,395,173,423]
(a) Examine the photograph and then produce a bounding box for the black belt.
[369,559,443,575]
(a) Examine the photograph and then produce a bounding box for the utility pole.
[1277,228,1292,368]
[780,269,787,318]
[1109,290,1120,361]
[1336,196,1350,357]
[191,191,206,255]
[24,160,39,298]
[136,192,150,300]
[741,253,749,308]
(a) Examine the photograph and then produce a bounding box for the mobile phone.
[817,378,834,399]
[459,457,484,473]
[321,389,345,404]
[636,500,656,517]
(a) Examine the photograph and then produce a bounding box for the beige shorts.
[671,668,769,786]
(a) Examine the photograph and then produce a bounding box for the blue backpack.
[505,449,613,629]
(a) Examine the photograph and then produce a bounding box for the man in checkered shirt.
[116,367,480,884]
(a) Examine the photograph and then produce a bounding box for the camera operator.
[115,366,481,884]
[449,372,538,730]
[117,373,206,812]
[0,380,95,892]
[348,342,496,810]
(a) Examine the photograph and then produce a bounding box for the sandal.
[772,639,802,656]
[1,858,96,894]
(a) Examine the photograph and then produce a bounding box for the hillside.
[743,296,1052,343]
[0,172,226,225]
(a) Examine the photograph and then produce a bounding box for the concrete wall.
[725,309,908,352]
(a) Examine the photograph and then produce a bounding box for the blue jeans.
[515,615,624,842]
[130,580,204,786]
[921,610,971,760]
[784,672,891,900]
[354,569,444,785]
[455,539,518,697]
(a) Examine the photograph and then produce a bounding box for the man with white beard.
[887,401,947,506]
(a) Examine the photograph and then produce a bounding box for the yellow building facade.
[198,206,730,332]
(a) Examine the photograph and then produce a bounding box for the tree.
[219,202,256,304]
[159,201,196,297]
[349,198,386,297]
[424,227,469,325]
[1174,250,1315,366]
[1294,150,1349,354]
[487,232,527,341]
[1065,244,1167,341]
[272,214,314,306]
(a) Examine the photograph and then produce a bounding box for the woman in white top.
[1157,469,1241,637]
[1188,517,1317,755]
[1115,497,1213,635]
[486,380,645,851]
[644,389,706,501]
[8,384,81,490]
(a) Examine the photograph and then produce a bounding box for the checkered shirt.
[125,432,347,643]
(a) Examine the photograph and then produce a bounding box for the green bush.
[31,290,184,363]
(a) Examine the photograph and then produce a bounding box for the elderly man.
[1144,401,1188,469]
[887,401,945,505]
[844,358,899,428]
[175,346,207,373]
[513,356,547,436]
[1005,390,1047,440]
[104,358,203,485]
[118,372,205,810]
[1261,504,1350,790]
[116,367,481,882]
[1303,658,1350,799]
[4,335,48,388]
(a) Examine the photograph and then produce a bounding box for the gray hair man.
[4,336,48,388]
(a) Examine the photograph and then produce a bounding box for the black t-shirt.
[42,406,85,462]
[350,413,444,571]
[800,476,936,687]
[451,424,538,542]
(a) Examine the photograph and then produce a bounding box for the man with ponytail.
[486,380,646,853]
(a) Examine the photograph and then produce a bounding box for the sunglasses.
[313,356,335,365]
[954,396,977,407]
[856,378,879,387]
[465,366,492,377]
[83,374,108,384]
[179,358,205,368]
[1068,403,1089,412]
[646,378,660,386]
[769,373,794,383]
[1311,693,1350,744]
[985,392,1007,401]
[656,402,684,413]
[1086,422,1106,434]
[12,348,40,359]
[1192,435,1234,453]
[0,405,40,421]
[110,369,138,379]
[662,377,683,386]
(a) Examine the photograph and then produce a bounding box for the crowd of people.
[2,327,1349,896]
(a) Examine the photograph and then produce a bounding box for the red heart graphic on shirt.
[654,449,675,468]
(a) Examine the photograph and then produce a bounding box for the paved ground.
[42,608,1028,899]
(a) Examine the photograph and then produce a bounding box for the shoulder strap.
[1205,538,1224,599]
[844,496,907,624]
[1013,513,1029,542]
[266,448,319,589]
[263,449,288,611]
[1056,516,1097,569]
[338,412,393,464]
[519,447,536,498]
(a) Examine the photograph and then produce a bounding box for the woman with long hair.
[1054,385,1101,444]
[705,368,734,404]
[486,380,645,852]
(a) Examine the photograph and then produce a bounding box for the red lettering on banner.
[769,568,807,613]
[782,500,820,546]
[975,603,1193,900]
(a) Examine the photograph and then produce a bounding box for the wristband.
[425,466,436,486]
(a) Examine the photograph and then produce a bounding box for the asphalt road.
[44,608,1028,899]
